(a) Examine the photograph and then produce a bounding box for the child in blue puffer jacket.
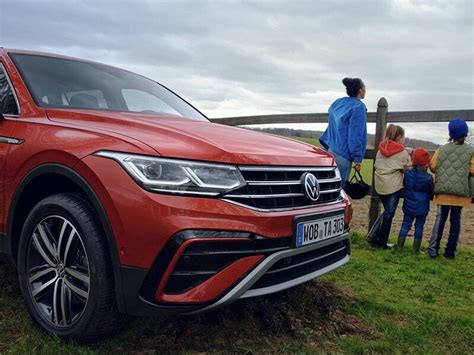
[396,148,434,253]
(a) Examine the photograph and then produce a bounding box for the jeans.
[329,149,352,187]
[428,205,463,257]
[377,190,402,246]
[399,214,428,240]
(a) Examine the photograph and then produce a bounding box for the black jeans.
[428,205,463,257]
[376,190,402,246]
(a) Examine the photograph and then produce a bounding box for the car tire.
[17,193,122,342]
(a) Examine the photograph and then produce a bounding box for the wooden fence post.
[368,97,388,231]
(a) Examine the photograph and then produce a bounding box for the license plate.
[294,211,345,247]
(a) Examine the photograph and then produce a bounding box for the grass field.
[325,233,474,353]
[1,232,472,353]
[0,135,471,353]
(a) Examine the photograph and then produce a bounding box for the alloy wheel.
[26,215,90,328]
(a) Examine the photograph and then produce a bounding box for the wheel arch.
[6,163,126,311]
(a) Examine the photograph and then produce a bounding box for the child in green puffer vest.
[428,118,474,259]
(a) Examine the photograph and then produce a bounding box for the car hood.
[47,109,335,166]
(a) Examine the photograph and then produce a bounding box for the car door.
[0,62,20,240]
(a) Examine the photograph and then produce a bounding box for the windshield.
[10,53,208,121]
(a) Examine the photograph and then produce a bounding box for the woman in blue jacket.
[320,78,367,186]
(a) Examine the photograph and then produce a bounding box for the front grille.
[222,166,342,210]
[248,238,349,291]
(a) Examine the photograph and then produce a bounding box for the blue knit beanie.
[448,118,469,139]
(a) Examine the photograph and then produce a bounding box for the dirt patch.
[117,281,379,353]
[350,196,474,247]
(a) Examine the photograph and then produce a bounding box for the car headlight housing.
[95,151,246,196]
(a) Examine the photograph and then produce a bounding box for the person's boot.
[396,236,405,251]
[366,233,379,247]
[366,217,382,246]
[377,216,393,249]
[413,239,422,253]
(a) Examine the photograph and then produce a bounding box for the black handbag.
[344,171,370,200]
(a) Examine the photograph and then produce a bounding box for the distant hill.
[250,127,440,151]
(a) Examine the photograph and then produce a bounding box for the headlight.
[95,151,246,196]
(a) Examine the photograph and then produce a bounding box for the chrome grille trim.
[247,180,301,186]
[320,188,342,195]
[221,197,344,212]
[221,165,342,211]
[247,176,341,186]
[313,177,341,184]
[225,193,305,199]
[238,166,336,172]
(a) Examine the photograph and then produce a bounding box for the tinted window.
[122,89,181,116]
[10,54,207,121]
[64,89,108,109]
[0,64,18,115]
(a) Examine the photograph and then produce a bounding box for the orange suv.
[0,48,352,341]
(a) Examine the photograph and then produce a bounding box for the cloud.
[0,0,472,144]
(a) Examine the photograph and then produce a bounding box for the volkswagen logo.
[301,172,320,202]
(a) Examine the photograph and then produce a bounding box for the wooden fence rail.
[212,108,473,125]
[210,98,474,232]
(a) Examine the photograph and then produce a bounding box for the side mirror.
[0,112,4,120]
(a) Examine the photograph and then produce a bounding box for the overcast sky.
[1,0,472,144]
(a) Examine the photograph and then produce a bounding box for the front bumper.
[79,156,352,269]
[79,156,352,315]
[119,230,350,316]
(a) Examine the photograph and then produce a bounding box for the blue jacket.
[319,97,367,163]
[402,168,433,216]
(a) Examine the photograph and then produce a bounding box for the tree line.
[251,127,441,150]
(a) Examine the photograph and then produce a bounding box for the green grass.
[1,231,472,353]
[325,232,474,354]
[0,134,470,352]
